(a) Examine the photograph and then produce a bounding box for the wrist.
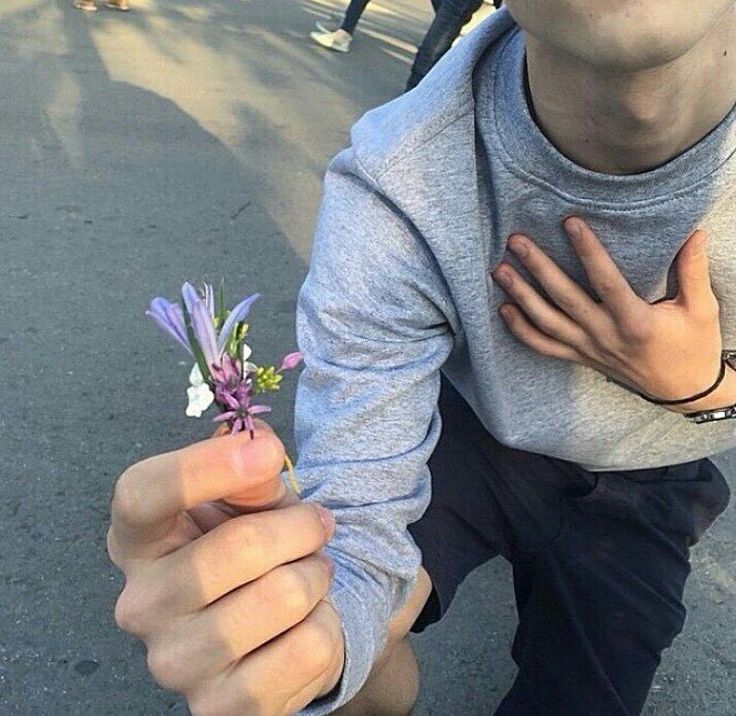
[667,365,736,414]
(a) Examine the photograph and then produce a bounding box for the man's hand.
[107,425,345,716]
[492,217,736,413]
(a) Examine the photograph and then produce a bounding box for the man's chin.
[508,0,734,73]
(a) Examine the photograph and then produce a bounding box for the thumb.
[676,229,714,309]
[213,420,297,512]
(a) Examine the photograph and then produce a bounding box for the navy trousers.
[409,378,731,715]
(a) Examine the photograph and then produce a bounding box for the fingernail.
[692,230,708,252]
[493,270,511,287]
[316,505,335,538]
[508,235,528,257]
[565,218,583,239]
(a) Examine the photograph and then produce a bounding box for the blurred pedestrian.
[310,0,375,53]
[406,0,484,90]
[73,0,129,11]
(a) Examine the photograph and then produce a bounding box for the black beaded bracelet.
[637,360,727,406]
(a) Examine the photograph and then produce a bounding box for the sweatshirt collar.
[479,29,736,207]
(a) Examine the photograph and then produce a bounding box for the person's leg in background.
[406,0,484,90]
[340,0,373,34]
[73,0,98,10]
[311,0,373,53]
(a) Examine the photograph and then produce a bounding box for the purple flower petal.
[249,405,272,414]
[217,293,260,353]
[191,298,219,368]
[234,385,251,403]
[181,282,200,317]
[147,298,192,354]
[216,391,241,411]
[204,283,215,319]
[164,303,190,346]
[213,411,236,422]
[224,356,242,382]
[279,351,303,372]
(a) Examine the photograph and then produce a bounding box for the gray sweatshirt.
[295,9,736,713]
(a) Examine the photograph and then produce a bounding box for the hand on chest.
[492,197,734,316]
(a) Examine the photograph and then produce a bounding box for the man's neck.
[524,14,736,175]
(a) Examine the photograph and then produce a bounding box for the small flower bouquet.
[147,282,302,490]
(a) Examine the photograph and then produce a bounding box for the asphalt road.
[1,1,734,714]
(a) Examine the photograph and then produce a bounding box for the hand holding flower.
[108,425,344,715]
[108,281,343,714]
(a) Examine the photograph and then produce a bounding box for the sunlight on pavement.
[82,0,377,258]
[91,2,257,148]
[361,28,419,54]
[46,72,85,168]
[2,0,485,257]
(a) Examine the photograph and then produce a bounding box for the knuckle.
[577,337,601,361]
[535,314,559,336]
[296,619,337,677]
[593,279,617,298]
[187,695,221,716]
[273,567,313,619]
[146,644,187,692]
[222,519,269,571]
[552,291,575,313]
[114,579,165,637]
[189,691,259,716]
[588,329,614,353]
[112,467,147,526]
[619,319,650,344]
[114,585,147,635]
[106,528,123,567]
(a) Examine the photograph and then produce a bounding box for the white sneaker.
[315,15,342,34]
[310,30,352,53]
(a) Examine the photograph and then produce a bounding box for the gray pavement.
[0,1,734,714]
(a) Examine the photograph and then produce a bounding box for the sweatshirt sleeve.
[296,149,456,714]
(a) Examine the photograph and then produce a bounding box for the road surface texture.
[1,1,734,713]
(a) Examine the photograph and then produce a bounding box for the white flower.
[243,361,258,376]
[186,363,214,417]
[189,363,205,386]
[186,383,214,417]
[240,344,258,376]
